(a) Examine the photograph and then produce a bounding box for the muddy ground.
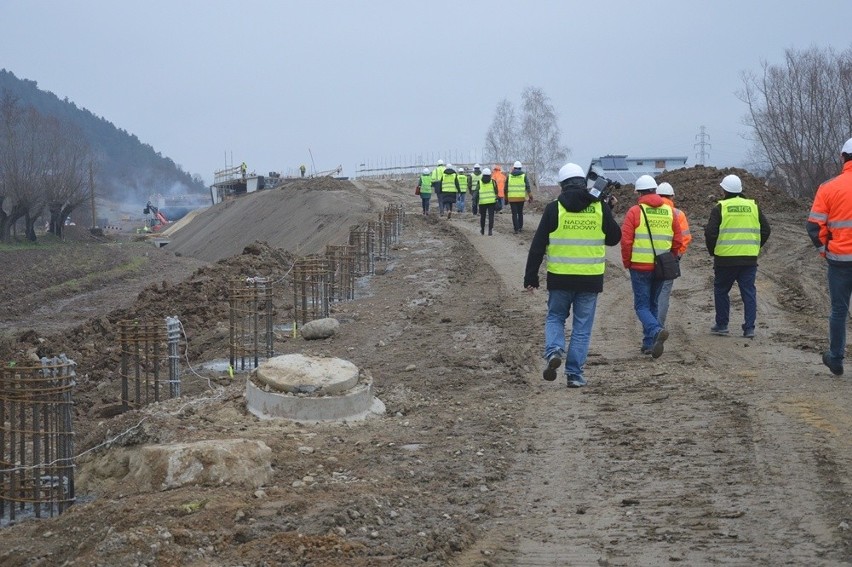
[1,170,851,566]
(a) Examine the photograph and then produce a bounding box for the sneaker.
[710,324,729,336]
[650,329,669,359]
[567,375,587,388]
[743,328,755,338]
[543,353,562,381]
[822,352,844,376]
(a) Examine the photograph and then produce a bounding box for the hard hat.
[843,138,852,154]
[474,163,481,169]
[558,163,585,182]
[457,167,464,173]
[482,167,491,175]
[720,174,742,193]
[437,159,444,165]
[422,168,429,175]
[634,175,658,192]
[513,161,522,169]
[446,163,454,169]
[656,182,674,196]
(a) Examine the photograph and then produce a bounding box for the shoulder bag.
[640,206,681,280]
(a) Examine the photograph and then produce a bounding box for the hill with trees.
[0,69,206,237]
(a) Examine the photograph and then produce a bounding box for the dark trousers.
[479,204,495,233]
[713,265,757,332]
[510,201,525,231]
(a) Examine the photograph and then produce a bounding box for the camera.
[586,166,621,206]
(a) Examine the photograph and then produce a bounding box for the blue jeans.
[544,289,599,382]
[713,265,757,332]
[657,278,673,327]
[827,262,852,362]
[456,193,466,213]
[630,269,664,349]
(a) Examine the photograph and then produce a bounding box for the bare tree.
[0,91,92,241]
[739,45,852,198]
[44,119,91,238]
[484,98,518,166]
[519,87,569,186]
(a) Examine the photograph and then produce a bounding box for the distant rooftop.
[590,154,688,185]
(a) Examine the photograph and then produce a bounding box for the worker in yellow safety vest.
[524,163,621,387]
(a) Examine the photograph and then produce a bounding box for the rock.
[300,318,340,340]
[124,439,274,491]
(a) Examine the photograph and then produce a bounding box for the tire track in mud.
[447,212,852,565]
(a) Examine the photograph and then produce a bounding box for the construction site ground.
[1,170,851,566]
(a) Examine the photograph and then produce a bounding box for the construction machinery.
[143,201,169,231]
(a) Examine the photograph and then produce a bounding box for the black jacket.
[704,193,771,267]
[524,181,621,293]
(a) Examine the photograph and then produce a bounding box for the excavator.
[143,201,169,232]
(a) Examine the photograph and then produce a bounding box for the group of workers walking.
[416,159,534,234]
[413,138,852,388]
[524,160,774,388]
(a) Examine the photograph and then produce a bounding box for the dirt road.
[1,177,850,566]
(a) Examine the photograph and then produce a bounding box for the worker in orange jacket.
[491,165,507,212]
[655,182,692,327]
[807,137,852,376]
[621,175,684,358]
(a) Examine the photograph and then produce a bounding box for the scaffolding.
[119,318,182,410]
[0,356,76,523]
[229,277,274,372]
[292,256,331,326]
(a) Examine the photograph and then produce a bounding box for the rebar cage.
[0,356,76,523]
[229,277,274,371]
[119,317,182,410]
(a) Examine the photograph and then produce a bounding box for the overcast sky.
[2,0,851,184]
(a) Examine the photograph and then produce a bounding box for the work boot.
[650,329,669,359]
[822,352,844,376]
[480,228,484,235]
[488,229,493,236]
[543,353,562,381]
[710,324,729,336]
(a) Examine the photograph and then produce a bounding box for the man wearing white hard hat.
[704,173,771,338]
[655,182,692,326]
[524,163,621,387]
[807,137,852,375]
[506,161,532,233]
[431,159,446,214]
[621,174,683,358]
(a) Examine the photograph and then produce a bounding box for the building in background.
[589,155,688,185]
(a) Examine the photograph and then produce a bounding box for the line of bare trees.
[739,45,852,198]
[484,86,569,185]
[0,91,93,242]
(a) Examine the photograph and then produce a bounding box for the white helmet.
[634,175,658,192]
[473,163,481,169]
[446,163,454,169]
[457,167,464,173]
[422,168,429,175]
[558,163,585,182]
[437,159,444,165]
[843,138,852,154]
[656,182,674,196]
[720,174,742,193]
[482,168,491,175]
[513,161,523,169]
